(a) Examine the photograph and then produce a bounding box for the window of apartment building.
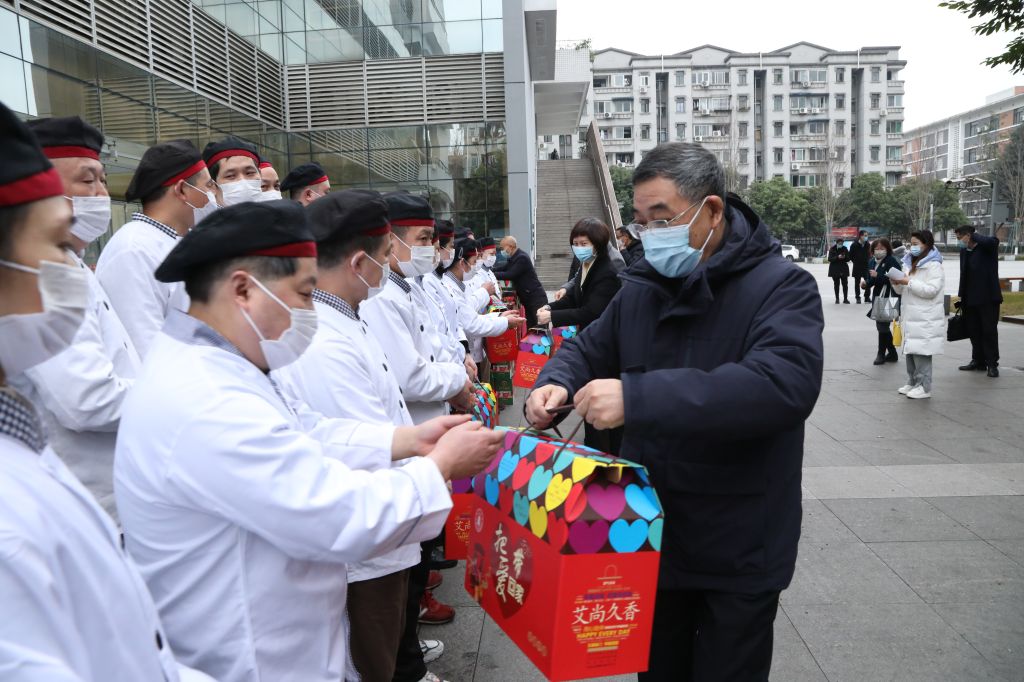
[773,147,784,163]
[674,70,686,86]
[613,99,633,113]
[676,123,686,140]
[755,126,763,142]
[737,70,748,86]
[773,95,783,112]
[835,67,845,83]
[790,95,828,110]
[835,93,845,110]
[870,146,880,162]
[938,129,949,144]
[712,124,729,137]
[887,69,896,81]
[870,93,880,109]
[966,148,979,164]
[936,155,948,171]
[612,74,632,87]
[810,147,830,161]
[967,120,990,137]
[851,150,856,164]
[870,119,880,135]
[851,122,857,138]
[675,97,686,113]
[836,172,845,188]
[740,175,749,189]
[639,73,650,87]
[1015,107,1024,125]
[658,129,668,142]
[791,68,826,84]
[835,120,846,136]
[738,121,749,137]
[773,68,783,85]
[886,93,903,108]
[887,120,903,135]
[757,152,763,166]
[708,96,730,110]
[692,70,729,85]
[870,66,881,82]
[808,121,827,134]
[740,148,749,164]
[790,123,803,136]
[621,126,632,139]
[593,76,608,88]
[543,135,553,143]
[885,172,900,187]
[886,146,902,161]
[738,95,749,110]
[640,98,650,113]
[641,124,650,140]
[791,148,807,161]
[773,121,784,137]
[694,124,712,138]
[595,101,609,114]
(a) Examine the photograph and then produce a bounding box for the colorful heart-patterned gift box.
[513,331,551,389]
[464,428,662,681]
[550,325,578,355]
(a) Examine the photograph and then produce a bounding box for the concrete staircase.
[534,159,608,290]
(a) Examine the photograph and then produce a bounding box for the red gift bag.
[486,327,518,362]
[513,330,551,388]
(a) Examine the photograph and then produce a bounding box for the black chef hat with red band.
[453,237,479,262]
[280,162,328,192]
[434,219,455,239]
[383,191,433,228]
[202,136,259,167]
[0,103,64,208]
[155,200,316,283]
[125,140,206,203]
[306,188,391,245]
[26,116,104,161]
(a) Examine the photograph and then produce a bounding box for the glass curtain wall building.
[0,0,563,253]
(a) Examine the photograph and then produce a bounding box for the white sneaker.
[418,672,449,682]
[898,384,914,395]
[907,386,931,399]
[420,639,445,663]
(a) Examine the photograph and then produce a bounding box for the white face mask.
[0,259,89,376]
[356,253,390,300]
[239,275,318,370]
[393,233,436,277]
[220,178,263,206]
[441,247,455,269]
[483,254,497,268]
[256,189,283,202]
[67,195,111,244]
[185,182,219,226]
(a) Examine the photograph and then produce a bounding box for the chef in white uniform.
[95,140,218,357]
[0,102,212,682]
[276,189,432,681]
[423,220,475,372]
[463,236,506,372]
[360,192,474,423]
[6,116,141,518]
[258,158,282,200]
[202,135,263,206]
[114,199,504,682]
[281,161,331,207]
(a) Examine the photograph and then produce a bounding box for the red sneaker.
[418,590,455,625]
[427,570,443,590]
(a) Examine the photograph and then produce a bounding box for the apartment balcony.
[693,109,732,119]
[594,112,632,121]
[886,132,902,139]
[693,83,730,90]
[790,81,828,89]
[887,80,905,88]
[886,159,904,167]
[697,133,730,144]
[887,107,905,115]
[790,107,828,116]
[602,138,634,147]
[594,86,632,95]
[791,133,826,142]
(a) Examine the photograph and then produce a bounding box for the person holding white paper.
[889,230,945,399]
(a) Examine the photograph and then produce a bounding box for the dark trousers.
[350,570,410,682]
[638,588,780,682]
[876,320,895,353]
[393,541,435,682]
[966,302,1000,368]
[832,276,848,301]
[853,275,867,301]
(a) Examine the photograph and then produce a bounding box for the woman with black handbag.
[863,238,902,365]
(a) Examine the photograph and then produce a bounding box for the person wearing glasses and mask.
[202,136,263,207]
[281,161,331,207]
[526,143,824,681]
[96,140,219,357]
[7,116,141,518]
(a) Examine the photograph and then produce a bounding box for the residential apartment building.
[546,42,906,192]
[0,0,576,249]
[903,87,1024,233]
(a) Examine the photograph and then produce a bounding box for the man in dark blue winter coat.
[526,142,824,681]
[955,224,1002,377]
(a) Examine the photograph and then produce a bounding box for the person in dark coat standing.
[538,217,623,453]
[493,236,548,328]
[849,229,870,304]
[526,142,824,681]
[617,223,646,266]
[863,238,901,365]
[955,225,1002,377]
[828,237,851,304]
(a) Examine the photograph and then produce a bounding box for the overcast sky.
[555,0,1021,130]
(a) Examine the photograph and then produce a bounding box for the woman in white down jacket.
[891,230,945,399]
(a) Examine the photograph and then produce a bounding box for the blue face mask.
[639,198,713,278]
[572,245,594,262]
[958,239,969,250]
[909,245,922,257]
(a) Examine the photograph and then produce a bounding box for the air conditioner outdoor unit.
[811,107,822,114]
[601,112,612,119]
[801,81,810,87]
[791,163,801,170]
[829,151,839,159]
[879,109,887,116]
[799,108,811,114]
[712,130,723,137]
[694,136,703,142]
[639,86,648,94]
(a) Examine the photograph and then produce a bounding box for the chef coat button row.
[103,301,110,311]
[382,364,388,372]
[420,325,424,332]
[155,631,163,650]
[430,356,434,361]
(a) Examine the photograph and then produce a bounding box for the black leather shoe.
[959,361,986,371]
[856,298,862,304]
[873,352,886,366]
[843,299,851,304]
[885,349,899,363]
[987,367,999,378]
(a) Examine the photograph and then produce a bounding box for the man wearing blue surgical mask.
[526,142,825,681]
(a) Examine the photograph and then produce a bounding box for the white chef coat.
[423,270,468,346]
[274,290,420,584]
[360,271,467,424]
[441,271,509,363]
[0,389,212,682]
[414,274,466,364]
[115,310,452,682]
[95,213,190,358]
[10,251,140,518]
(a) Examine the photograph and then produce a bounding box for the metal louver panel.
[256,50,284,128]
[426,55,485,123]
[153,79,197,139]
[94,0,149,68]
[366,58,423,127]
[483,54,505,120]
[227,31,257,118]
[192,8,228,104]
[149,0,194,87]
[17,0,92,42]
[285,64,310,131]
[308,61,365,129]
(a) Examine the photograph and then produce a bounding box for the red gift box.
[465,429,663,681]
[513,330,551,388]
[486,327,518,362]
[444,477,475,560]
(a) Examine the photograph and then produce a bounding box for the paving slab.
[925,496,1024,539]
[823,497,977,543]
[932,601,1024,681]
[877,464,1019,497]
[782,540,922,606]
[800,465,911,499]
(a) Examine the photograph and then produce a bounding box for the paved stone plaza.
[426,260,1024,682]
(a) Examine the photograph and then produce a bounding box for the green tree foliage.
[889,179,968,234]
[746,177,814,237]
[940,0,1024,73]
[841,173,891,228]
[608,165,635,224]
